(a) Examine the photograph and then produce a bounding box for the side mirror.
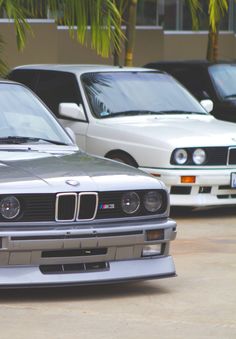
[200,99,214,113]
[59,103,86,121]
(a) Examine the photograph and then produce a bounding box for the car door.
[35,71,89,150]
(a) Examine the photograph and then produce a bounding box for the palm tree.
[114,0,207,67]
[206,0,228,62]
[112,0,138,67]
[124,0,137,67]
[0,0,124,74]
[119,0,229,65]
[187,0,228,62]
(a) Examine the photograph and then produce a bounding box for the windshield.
[81,71,207,118]
[0,83,73,145]
[209,64,236,99]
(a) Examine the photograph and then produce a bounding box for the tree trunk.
[124,0,137,67]
[207,24,219,62]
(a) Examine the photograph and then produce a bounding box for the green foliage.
[44,0,124,57]
[0,0,33,51]
[186,0,202,30]
[208,0,228,31]
[187,0,229,31]
[0,0,124,72]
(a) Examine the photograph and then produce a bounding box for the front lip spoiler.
[0,256,176,289]
[0,273,177,289]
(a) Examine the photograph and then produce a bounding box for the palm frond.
[0,0,35,50]
[0,0,124,58]
[46,0,125,58]
[208,0,228,31]
[186,0,202,30]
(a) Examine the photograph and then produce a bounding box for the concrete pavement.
[0,207,235,339]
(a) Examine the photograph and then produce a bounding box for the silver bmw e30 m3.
[0,80,176,288]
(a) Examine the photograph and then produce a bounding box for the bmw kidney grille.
[56,192,98,221]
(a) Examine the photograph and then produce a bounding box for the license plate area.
[230,172,236,188]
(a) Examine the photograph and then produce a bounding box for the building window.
[137,0,177,29]
[136,0,232,31]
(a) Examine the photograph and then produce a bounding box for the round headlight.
[121,192,140,215]
[144,191,162,212]
[0,196,20,219]
[174,149,188,165]
[193,148,206,165]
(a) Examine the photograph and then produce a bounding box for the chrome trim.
[76,192,98,221]
[55,193,77,222]
[227,147,236,165]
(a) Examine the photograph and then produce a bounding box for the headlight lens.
[0,196,20,219]
[192,148,206,165]
[174,149,188,165]
[144,191,162,212]
[121,192,140,214]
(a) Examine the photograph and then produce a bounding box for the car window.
[36,71,82,117]
[0,83,73,144]
[81,71,207,118]
[7,69,39,90]
[168,67,210,100]
[209,64,236,99]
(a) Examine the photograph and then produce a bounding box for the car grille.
[228,148,236,165]
[40,262,109,275]
[204,147,236,165]
[0,190,166,223]
[55,192,98,221]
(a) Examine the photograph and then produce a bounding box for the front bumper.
[0,218,176,288]
[0,256,175,288]
[141,167,236,206]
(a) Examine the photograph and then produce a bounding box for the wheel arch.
[105,149,139,168]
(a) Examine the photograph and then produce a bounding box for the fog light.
[181,176,196,184]
[146,229,164,241]
[142,244,162,257]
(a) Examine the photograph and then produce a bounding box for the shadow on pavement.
[170,205,236,219]
[0,280,173,302]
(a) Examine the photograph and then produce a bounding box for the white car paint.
[8,65,236,207]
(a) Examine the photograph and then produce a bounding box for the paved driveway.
[0,207,235,339]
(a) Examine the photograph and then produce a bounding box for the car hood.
[0,149,160,194]
[96,114,236,147]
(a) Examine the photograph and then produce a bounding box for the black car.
[144,60,236,123]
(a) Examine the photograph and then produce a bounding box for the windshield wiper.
[106,110,165,118]
[104,110,206,118]
[0,136,68,145]
[156,110,206,115]
[224,94,236,99]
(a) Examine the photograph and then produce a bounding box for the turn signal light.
[181,176,196,184]
[146,229,164,241]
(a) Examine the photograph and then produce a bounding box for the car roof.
[145,60,236,69]
[0,78,21,85]
[12,64,164,76]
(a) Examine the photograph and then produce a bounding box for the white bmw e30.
[8,64,236,207]
[0,80,177,288]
